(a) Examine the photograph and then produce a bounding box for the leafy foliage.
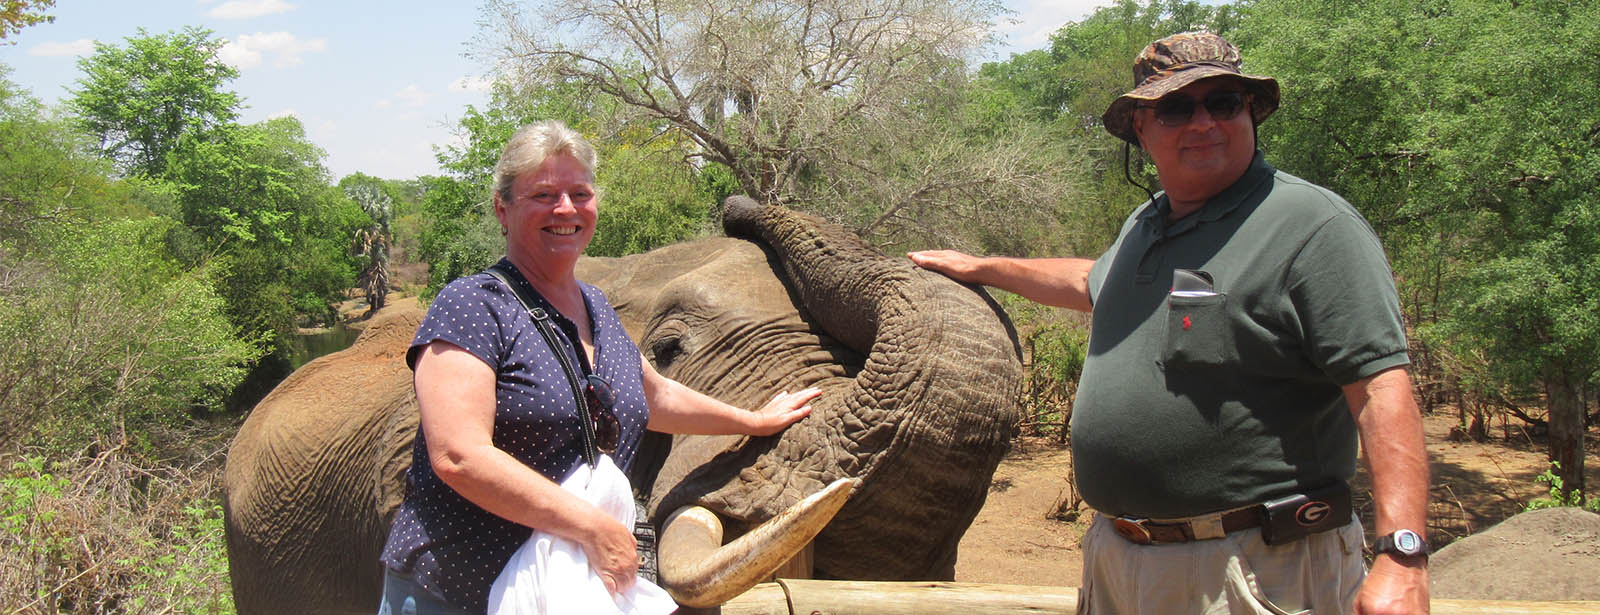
[1239,0,1600,496]
[0,216,263,449]
[0,76,260,450]
[0,0,53,41]
[346,183,393,315]
[1525,462,1600,513]
[418,80,715,298]
[67,27,242,178]
[967,0,1244,255]
[1000,293,1089,442]
[165,117,365,348]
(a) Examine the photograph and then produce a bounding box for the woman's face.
[494,153,598,270]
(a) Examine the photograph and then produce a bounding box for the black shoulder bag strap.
[484,263,661,583]
[485,263,599,468]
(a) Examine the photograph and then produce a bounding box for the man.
[909,32,1429,614]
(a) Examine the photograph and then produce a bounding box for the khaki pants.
[1077,514,1365,614]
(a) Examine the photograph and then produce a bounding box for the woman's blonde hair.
[491,120,598,203]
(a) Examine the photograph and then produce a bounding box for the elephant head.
[222,198,1022,614]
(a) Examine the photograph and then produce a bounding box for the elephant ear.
[648,197,1023,581]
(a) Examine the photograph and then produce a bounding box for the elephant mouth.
[657,477,858,607]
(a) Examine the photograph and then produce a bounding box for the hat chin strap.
[1122,142,1159,206]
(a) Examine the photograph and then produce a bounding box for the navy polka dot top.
[379,258,651,611]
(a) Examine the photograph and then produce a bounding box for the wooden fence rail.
[680,580,1600,614]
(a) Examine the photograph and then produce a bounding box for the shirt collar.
[1137,150,1275,233]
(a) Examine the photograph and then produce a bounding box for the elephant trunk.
[658,477,858,607]
[707,196,1023,580]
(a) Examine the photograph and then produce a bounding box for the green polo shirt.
[1072,152,1409,519]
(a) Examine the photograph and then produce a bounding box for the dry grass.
[0,424,235,615]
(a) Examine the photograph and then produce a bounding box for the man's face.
[1134,78,1257,205]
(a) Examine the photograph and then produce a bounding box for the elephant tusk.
[658,477,860,607]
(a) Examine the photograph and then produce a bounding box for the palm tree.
[346,185,392,317]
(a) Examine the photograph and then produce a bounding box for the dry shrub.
[0,428,234,615]
[1000,294,1091,443]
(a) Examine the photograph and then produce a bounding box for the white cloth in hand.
[486,455,677,615]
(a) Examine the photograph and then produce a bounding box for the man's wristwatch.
[1373,529,1428,558]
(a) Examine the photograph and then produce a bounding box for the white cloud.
[27,39,96,57]
[219,32,327,69]
[391,85,430,108]
[448,75,494,94]
[995,0,1106,55]
[208,0,297,20]
[267,109,298,120]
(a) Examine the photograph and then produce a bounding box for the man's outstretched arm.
[908,250,1095,312]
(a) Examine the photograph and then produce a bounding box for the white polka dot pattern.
[379,258,650,610]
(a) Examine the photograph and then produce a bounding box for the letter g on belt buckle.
[1112,517,1154,544]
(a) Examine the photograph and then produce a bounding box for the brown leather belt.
[1109,507,1263,545]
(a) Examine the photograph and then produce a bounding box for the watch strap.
[1374,529,1428,557]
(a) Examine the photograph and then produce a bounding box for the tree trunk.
[1544,366,1586,499]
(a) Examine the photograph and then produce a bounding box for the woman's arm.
[639,353,816,436]
[413,340,638,594]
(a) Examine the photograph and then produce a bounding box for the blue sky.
[2,0,1117,181]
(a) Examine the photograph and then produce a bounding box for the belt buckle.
[1112,516,1154,544]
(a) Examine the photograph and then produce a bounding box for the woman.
[378,120,817,614]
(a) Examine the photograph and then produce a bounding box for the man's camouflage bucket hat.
[1102,31,1280,146]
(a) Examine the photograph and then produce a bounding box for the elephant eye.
[649,335,684,370]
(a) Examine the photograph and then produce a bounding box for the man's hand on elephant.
[580,514,639,596]
[907,249,987,283]
[746,387,820,436]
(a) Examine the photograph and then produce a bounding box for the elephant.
[222,197,1024,614]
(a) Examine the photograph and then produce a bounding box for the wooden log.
[681,581,1600,615]
[699,580,1078,614]
[1432,600,1600,614]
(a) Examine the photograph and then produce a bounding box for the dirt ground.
[953,413,1600,586]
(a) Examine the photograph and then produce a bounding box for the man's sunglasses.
[585,374,620,455]
[1138,90,1248,127]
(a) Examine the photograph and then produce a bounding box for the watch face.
[1396,530,1422,553]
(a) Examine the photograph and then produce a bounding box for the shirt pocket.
[1163,292,1239,367]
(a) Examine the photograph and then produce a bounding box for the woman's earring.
[500,226,508,236]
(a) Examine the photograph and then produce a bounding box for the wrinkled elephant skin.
[223,200,1023,614]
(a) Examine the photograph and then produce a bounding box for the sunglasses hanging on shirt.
[585,373,620,455]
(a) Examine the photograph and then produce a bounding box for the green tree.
[0,218,264,448]
[0,70,116,252]
[418,80,714,297]
[967,0,1244,254]
[0,0,53,41]
[1238,0,1600,498]
[163,116,364,407]
[0,72,260,449]
[345,183,392,316]
[67,26,241,178]
[341,173,428,283]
